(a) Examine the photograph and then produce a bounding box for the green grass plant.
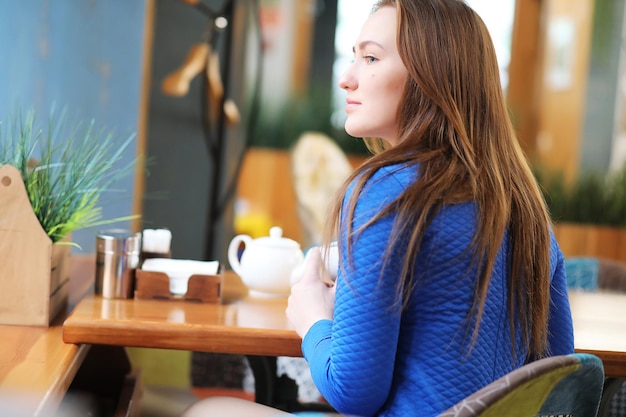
[0,107,138,244]
[535,164,626,227]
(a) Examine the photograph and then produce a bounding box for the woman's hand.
[286,247,336,338]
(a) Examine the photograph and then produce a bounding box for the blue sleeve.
[547,234,575,356]
[301,168,406,417]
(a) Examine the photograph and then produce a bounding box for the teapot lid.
[256,226,301,249]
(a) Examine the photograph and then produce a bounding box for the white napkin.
[141,258,219,275]
[142,229,172,253]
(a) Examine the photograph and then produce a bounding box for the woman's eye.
[364,55,378,64]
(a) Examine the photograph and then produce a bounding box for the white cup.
[320,241,339,284]
[290,241,339,286]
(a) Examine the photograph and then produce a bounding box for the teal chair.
[290,354,605,417]
[438,353,605,417]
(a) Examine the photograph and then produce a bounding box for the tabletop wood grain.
[63,271,303,357]
[0,255,95,416]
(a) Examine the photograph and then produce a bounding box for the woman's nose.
[338,66,356,91]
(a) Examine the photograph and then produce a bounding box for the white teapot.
[228,226,304,297]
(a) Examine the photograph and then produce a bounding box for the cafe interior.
[1,0,626,416]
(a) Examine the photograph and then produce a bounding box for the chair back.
[290,132,353,248]
[438,353,604,417]
[565,257,626,292]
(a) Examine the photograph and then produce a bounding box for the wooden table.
[0,256,93,416]
[0,255,139,417]
[63,280,626,380]
[568,290,626,378]
[63,271,302,408]
[63,271,302,357]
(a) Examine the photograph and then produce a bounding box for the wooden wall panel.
[535,0,595,181]
[508,0,596,182]
[508,0,544,160]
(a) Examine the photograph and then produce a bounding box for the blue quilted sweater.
[302,164,574,417]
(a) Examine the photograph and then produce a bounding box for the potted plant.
[0,106,138,326]
[535,165,626,263]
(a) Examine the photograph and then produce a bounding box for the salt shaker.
[95,229,142,299]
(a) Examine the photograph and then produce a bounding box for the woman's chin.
[344,123,366,139]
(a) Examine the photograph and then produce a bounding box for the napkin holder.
[135,267,223,303]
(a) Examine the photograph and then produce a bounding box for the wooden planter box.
[0,165,70,326]
[553,222,626,264]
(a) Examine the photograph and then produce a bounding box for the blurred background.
[2,0,624,260]
[2,0,626,415]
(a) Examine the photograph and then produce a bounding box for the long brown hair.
[325,0,552,359]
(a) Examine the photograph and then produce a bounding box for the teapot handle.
[228,234,252,276]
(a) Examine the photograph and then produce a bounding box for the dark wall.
[142,0,211,260]
[309,0,338,90]
[142,0,254,262]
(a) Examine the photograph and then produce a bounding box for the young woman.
[182,1,574,416]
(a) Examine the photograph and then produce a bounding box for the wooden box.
[0,165,71,326]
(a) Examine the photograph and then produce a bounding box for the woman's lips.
[345,99,361,113]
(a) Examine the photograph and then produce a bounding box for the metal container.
[95,229,142,299]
